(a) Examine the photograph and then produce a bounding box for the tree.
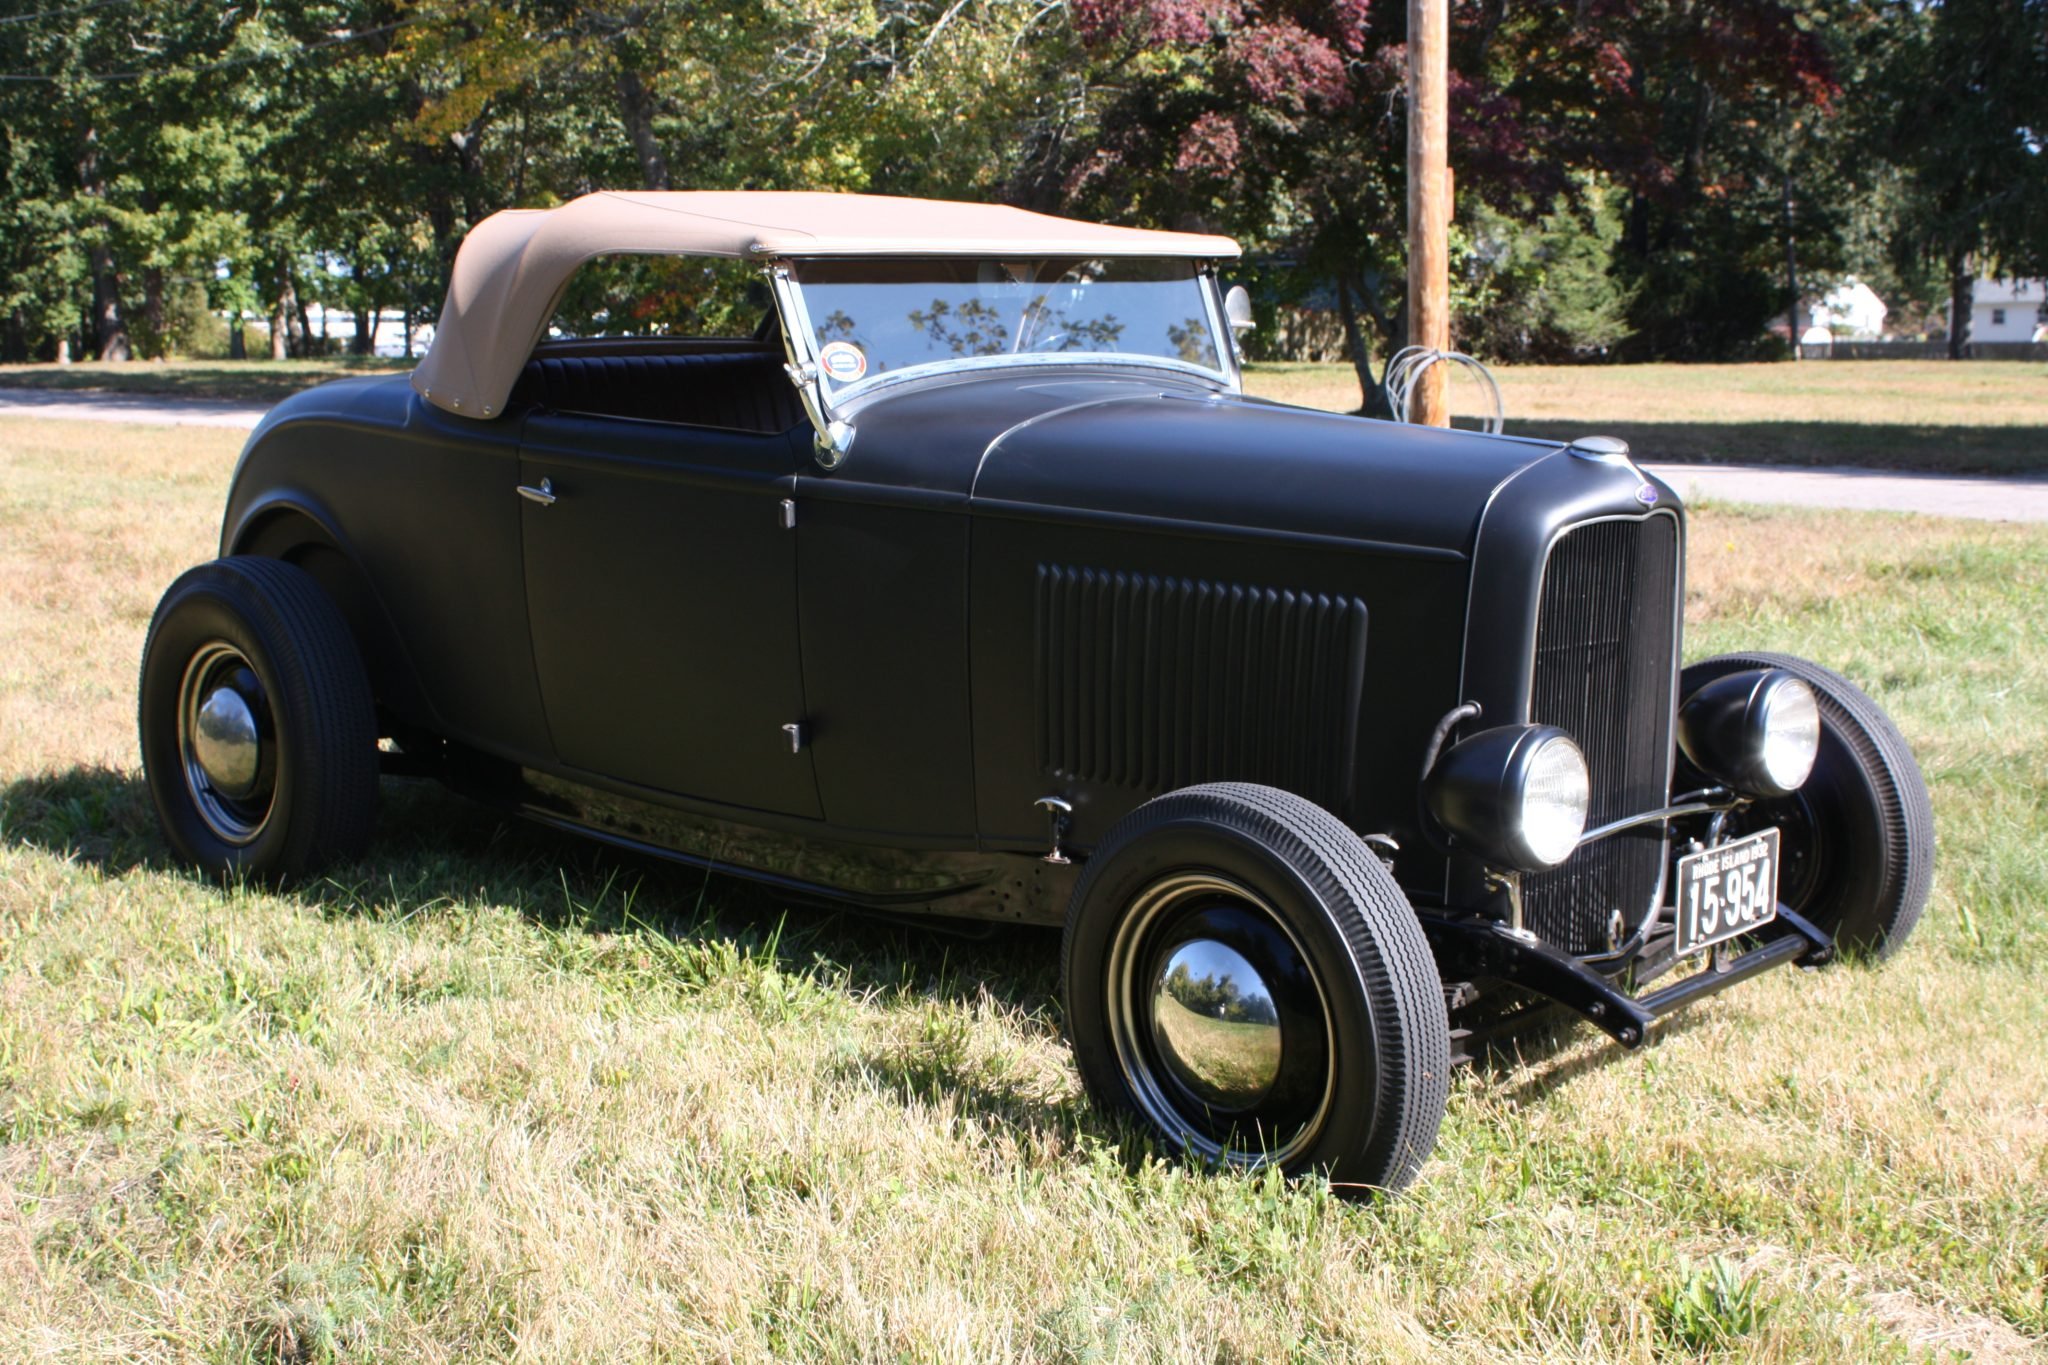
[1054,0,1446,410]
[1532,1,1851,361]
[0,0,2007,368]
[1052,0,1855,404]
[1458,182,1634,362]
[1878,0,2048,357]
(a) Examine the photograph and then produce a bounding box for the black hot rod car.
[140,191,1933,1192]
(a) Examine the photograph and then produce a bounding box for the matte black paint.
[1032,564,1370,814]
[224,377,552,762]
[517,410,822,817]
[219,362,1680,950]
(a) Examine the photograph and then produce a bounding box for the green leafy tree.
[1458,182,1635,362]
[1876,0,2048,356]
[0,0,2017,370]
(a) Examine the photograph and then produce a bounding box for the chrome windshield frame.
[828,349,1237,408]
[1195,263,1244,391]
[770,256,1241,432]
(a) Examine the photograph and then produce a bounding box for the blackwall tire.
[1680,652,1933,959]
[1061,783,1450,1194]
[139,557,378,881]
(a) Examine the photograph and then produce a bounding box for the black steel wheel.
[140,557,378,880]
[1062,783,1449,1193]
[1680,652,1933,958]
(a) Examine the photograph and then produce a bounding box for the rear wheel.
[1062,784,1449,1193]
[1680,652,1933,958]
[140,557,378,880]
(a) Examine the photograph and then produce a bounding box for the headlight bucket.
[1422,724,1591,872]
[1677,668,1820,798]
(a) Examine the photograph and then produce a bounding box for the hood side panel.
[969,507,1470,898]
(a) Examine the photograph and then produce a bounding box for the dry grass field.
[1,416,2045,1361]
[1244,360,2048,474]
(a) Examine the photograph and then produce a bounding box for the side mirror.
[1224,284,1255,335]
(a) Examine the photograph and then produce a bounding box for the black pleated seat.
[512,349,804,434]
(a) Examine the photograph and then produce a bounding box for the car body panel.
[223,377,551,762]
[793,494,980,839]
[516,410,823,817]
[218,361,1653,876]
[214,326,1690,954]
[969,386,1555,555]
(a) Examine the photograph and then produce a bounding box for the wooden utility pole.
[1406,0,1450,425]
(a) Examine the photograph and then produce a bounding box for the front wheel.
[1062,784,1450,1194]
[1680,652,1933,958]
[139,557,379,881]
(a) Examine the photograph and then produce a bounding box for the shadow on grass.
[1465,1003,1714,1109]
[1,765,1697,1156]
[1,765,1099,1131]
[1499,418,2048,476]
[0,765,1062,1007]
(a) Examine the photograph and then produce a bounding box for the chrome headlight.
[1520,735,1593,865]
[1678,669,1821,798]
[1423,725,1591,871]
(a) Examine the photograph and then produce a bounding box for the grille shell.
[1519,514,1682,953]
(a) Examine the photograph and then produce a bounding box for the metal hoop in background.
[1384,346,1505,434]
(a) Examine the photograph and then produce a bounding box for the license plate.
[1674,829,1780,958]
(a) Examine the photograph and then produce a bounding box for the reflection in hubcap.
[176,642,277,846]
[193,687,261,797]
[1107,873,1335,1168]
[1152,940,1282,1109]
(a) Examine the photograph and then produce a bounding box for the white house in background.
[1969,277,2048,342]
[1809,278,1887,339]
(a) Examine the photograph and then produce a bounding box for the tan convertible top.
[410,190,1241,419]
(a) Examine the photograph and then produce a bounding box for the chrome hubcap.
[176,642,276,845]
[1151,940,1282,1109]
[193,686,261,797]
[1108,873,1335,1167]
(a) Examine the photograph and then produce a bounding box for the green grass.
[0,357,410,404]
[1151,999,1281,1101]
[1244,359,2048,474]
[1,415,2045,1360]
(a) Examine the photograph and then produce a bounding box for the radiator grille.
[1035,565,1368,811]
[1520,516,1680,953]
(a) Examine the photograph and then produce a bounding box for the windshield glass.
[789,257,1223,388]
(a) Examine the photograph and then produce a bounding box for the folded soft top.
[411,190,1241,420]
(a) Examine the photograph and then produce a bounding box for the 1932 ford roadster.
[140,192,1933,1192]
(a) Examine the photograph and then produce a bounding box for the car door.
[517,412,823,819]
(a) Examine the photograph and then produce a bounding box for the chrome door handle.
[517,478,556,506]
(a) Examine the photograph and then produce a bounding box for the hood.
[970,388,1561,556]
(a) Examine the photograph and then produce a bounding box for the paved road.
[1643,462,2048,524]
[5,387,2047,523]
[0,387,272,428]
